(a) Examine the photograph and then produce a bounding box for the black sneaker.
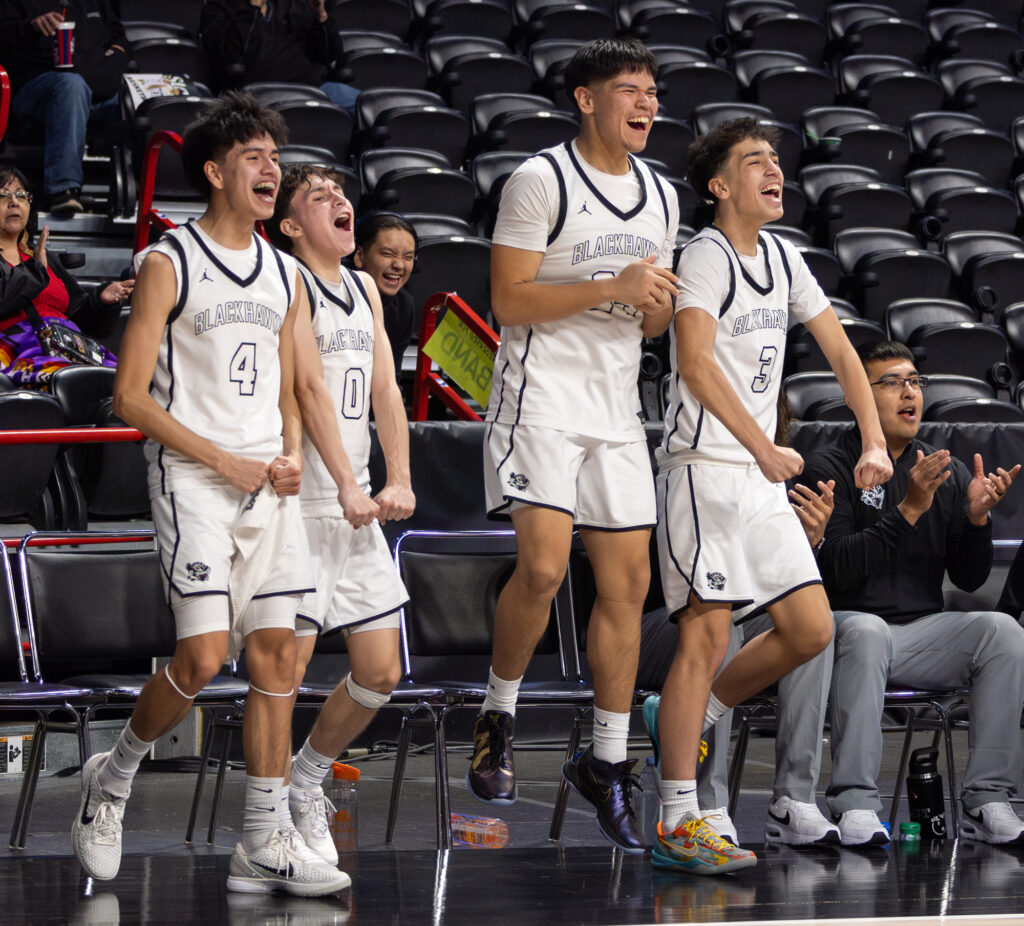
[562,744,645,854]
[49,189,84,216]
[466,710,517,804]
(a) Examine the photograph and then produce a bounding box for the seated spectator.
[996,539,1024,622]
[803,340,1024,846]
[0,1,128,215]
[352,213,418,388]
[0,167,129,386]
[200,0,359,115]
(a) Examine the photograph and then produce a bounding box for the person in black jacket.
[803,340,1024,846]
[0,0,129,215]
[0,166,128,384]
[200,0,359,115]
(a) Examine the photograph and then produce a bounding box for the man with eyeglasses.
[803,340,1024,845]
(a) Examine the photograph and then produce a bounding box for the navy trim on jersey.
[162,233,190,324]
[733,578,823,625]
[536,151,568,247]
[565,142,648,222]
[509,327,534,426]
[301,273,317,320]
[714,226,774,296]
[649,168,670,230]
[269,242,292,306]
[663,372,684,448]
[346,267,371,307]
[299,260,356,317]
[156,324,177,494]
[183,222,265,288]
[252,587,317,600]
[690,407,705,450]
[768,232,793,290]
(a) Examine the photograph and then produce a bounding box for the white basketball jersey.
[138,222,296,495]
[661,226,829,466]
[487,141,678,441]
[298,263,376,500]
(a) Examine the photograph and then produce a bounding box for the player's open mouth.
[761,183,781,203]
[627,116,650,132]
[253,182,276,203]
[333,212,352,231]
[382,271,403,286]
[898,404,917,420]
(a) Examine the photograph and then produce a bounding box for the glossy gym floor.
[2,713,1023,926]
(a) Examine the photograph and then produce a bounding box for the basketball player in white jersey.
[267,166,414,866]
[470,38,679,853]
[72,93,348,896]
[644,117,892,875]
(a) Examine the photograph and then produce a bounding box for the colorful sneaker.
[226,827,351,896]
[765,796,840,845]
[703,806,739,846]
[562,744,645,854]
[652,813,757,875]
[71,752,128,881]
[290,785,339,866]
[835,809,890,846]
[467,710,517,804]
[961,802,1024,845]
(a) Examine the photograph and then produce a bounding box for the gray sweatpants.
[826,609,1024,815]
[698,612,834,809]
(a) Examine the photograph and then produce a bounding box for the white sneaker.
[765,796,841,845]
[701,806,739,845]
[961,802,1024,845]
[290,785,339,866]
[227,827,351,897]
[71,752,128,881]
[836,809,890,846]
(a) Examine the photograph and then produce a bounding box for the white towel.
[228,481,289,661]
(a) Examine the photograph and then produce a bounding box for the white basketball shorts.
[656,462,822,621]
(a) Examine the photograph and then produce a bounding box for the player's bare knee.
[794,620,833,660]
[169,651,223,694]
[512,559,565,601]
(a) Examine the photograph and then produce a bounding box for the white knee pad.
[345,673,391,710]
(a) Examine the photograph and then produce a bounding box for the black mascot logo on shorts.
[187,561,211,583]
[706,571,726,591]
[507,472,529,491]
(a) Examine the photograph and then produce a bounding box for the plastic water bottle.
[907,747,946,840]
[449,813,509,848]
[898,821,921,853]
[327,761,359,853]
[637,755,660,845]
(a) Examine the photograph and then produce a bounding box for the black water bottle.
[906,747,946,840]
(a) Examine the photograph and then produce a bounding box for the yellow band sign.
[422,308,495,409]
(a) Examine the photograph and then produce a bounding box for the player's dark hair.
[858,340,916,367]
[688,117,781,203]
[354,212,418,254]
[181,91,289,198]
[563,38,658,113]
[265,163,345,252]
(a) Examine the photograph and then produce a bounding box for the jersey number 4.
[751,345,778,394]
[229,343,258,396]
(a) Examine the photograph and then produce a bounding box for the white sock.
[290,741,335,793]
[702,691,728,734]
[659,778,699,832]
[480,668,522,717]
[99,724,156,798]
[242,776,285,853]
[591,707,630,764]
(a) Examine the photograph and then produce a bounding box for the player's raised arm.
[114,251,268,494]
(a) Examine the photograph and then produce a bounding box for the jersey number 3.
[751,345,777,394]
[229,342,258,396]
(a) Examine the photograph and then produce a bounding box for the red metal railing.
[133,129,182,255]
[0,66,10,144]
[411,292,499,422]
[0,427,143,446]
